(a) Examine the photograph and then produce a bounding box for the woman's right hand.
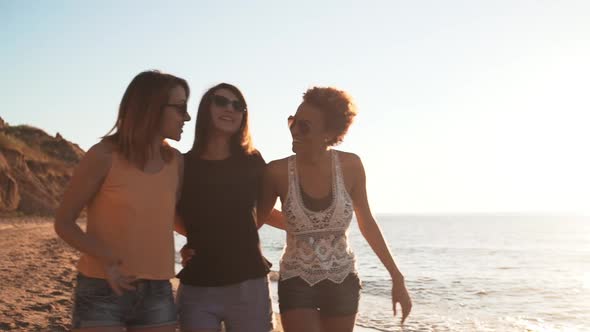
[101,256,137,296]
[181,245,196,267]
[392,277,412,324]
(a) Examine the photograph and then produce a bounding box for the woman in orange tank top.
[54,70,191,332]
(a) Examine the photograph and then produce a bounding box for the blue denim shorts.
[177,276,273,332]
[278,273,362,316]
[71,273,177,329]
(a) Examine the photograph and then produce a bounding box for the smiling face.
[289,102,333,154]
[209,88,245,136]
[159,84,190,141]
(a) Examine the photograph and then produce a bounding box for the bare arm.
[176,150,184,203]
[257,162,281,229]
[175,214,187,236]
[349,154,412,322]
[350,155,403,280]
[53,142,118,265]
[264,208,286,230]
[174,151,187,236]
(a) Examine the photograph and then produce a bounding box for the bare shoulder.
[168,147,183,164]
[169,146,182,158]
[266,157,289,170]
[75,140,114,179]
[334,150,363,170]
[85,140,114,165]
[265,157,290,178]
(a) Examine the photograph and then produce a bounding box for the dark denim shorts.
[278,273,362,316]
[71,273,177,329]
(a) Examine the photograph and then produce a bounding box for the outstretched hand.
[392,278,412,324]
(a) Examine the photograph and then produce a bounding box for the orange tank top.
[77,151,179,280]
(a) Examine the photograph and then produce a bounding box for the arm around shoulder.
[174,148,184,202]
[257,159,284,229]
[174,149,188,236]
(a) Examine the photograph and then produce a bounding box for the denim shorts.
[278,273,362,316]
[71,273,177,329]
[177,276,273,332]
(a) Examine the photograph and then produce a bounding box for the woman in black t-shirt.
[175,83,282,332]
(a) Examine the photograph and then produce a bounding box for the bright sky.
[2,1,589,215]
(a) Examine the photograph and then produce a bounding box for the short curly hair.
[302,87,357,146]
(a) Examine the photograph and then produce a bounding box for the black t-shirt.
[176,151,271,286]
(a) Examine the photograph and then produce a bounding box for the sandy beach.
[0,217,77,331]
[0,217,287,332]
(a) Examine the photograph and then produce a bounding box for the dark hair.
[302,87,357,146]
[191,83,256,156]
[104,70,190,167]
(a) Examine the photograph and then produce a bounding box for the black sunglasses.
[212,95,246,113]
[163,103,188,115]
[288,115,310,135]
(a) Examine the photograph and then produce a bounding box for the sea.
[175,215,590,332]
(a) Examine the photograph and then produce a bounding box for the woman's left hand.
[392,277,412,324]
[180,245,196,267]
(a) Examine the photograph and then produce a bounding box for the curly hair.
[302,87,357,146]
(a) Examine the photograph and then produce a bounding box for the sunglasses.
[163,103,188,115]
[212,95,246,113]
[288,115,311,136]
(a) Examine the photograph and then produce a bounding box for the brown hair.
[103,70,190,168]
[191,83,257,157]
[302,87,357,146]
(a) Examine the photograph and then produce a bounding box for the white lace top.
[280,150,356,286]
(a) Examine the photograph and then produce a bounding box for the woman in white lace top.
[257,87,412,332]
